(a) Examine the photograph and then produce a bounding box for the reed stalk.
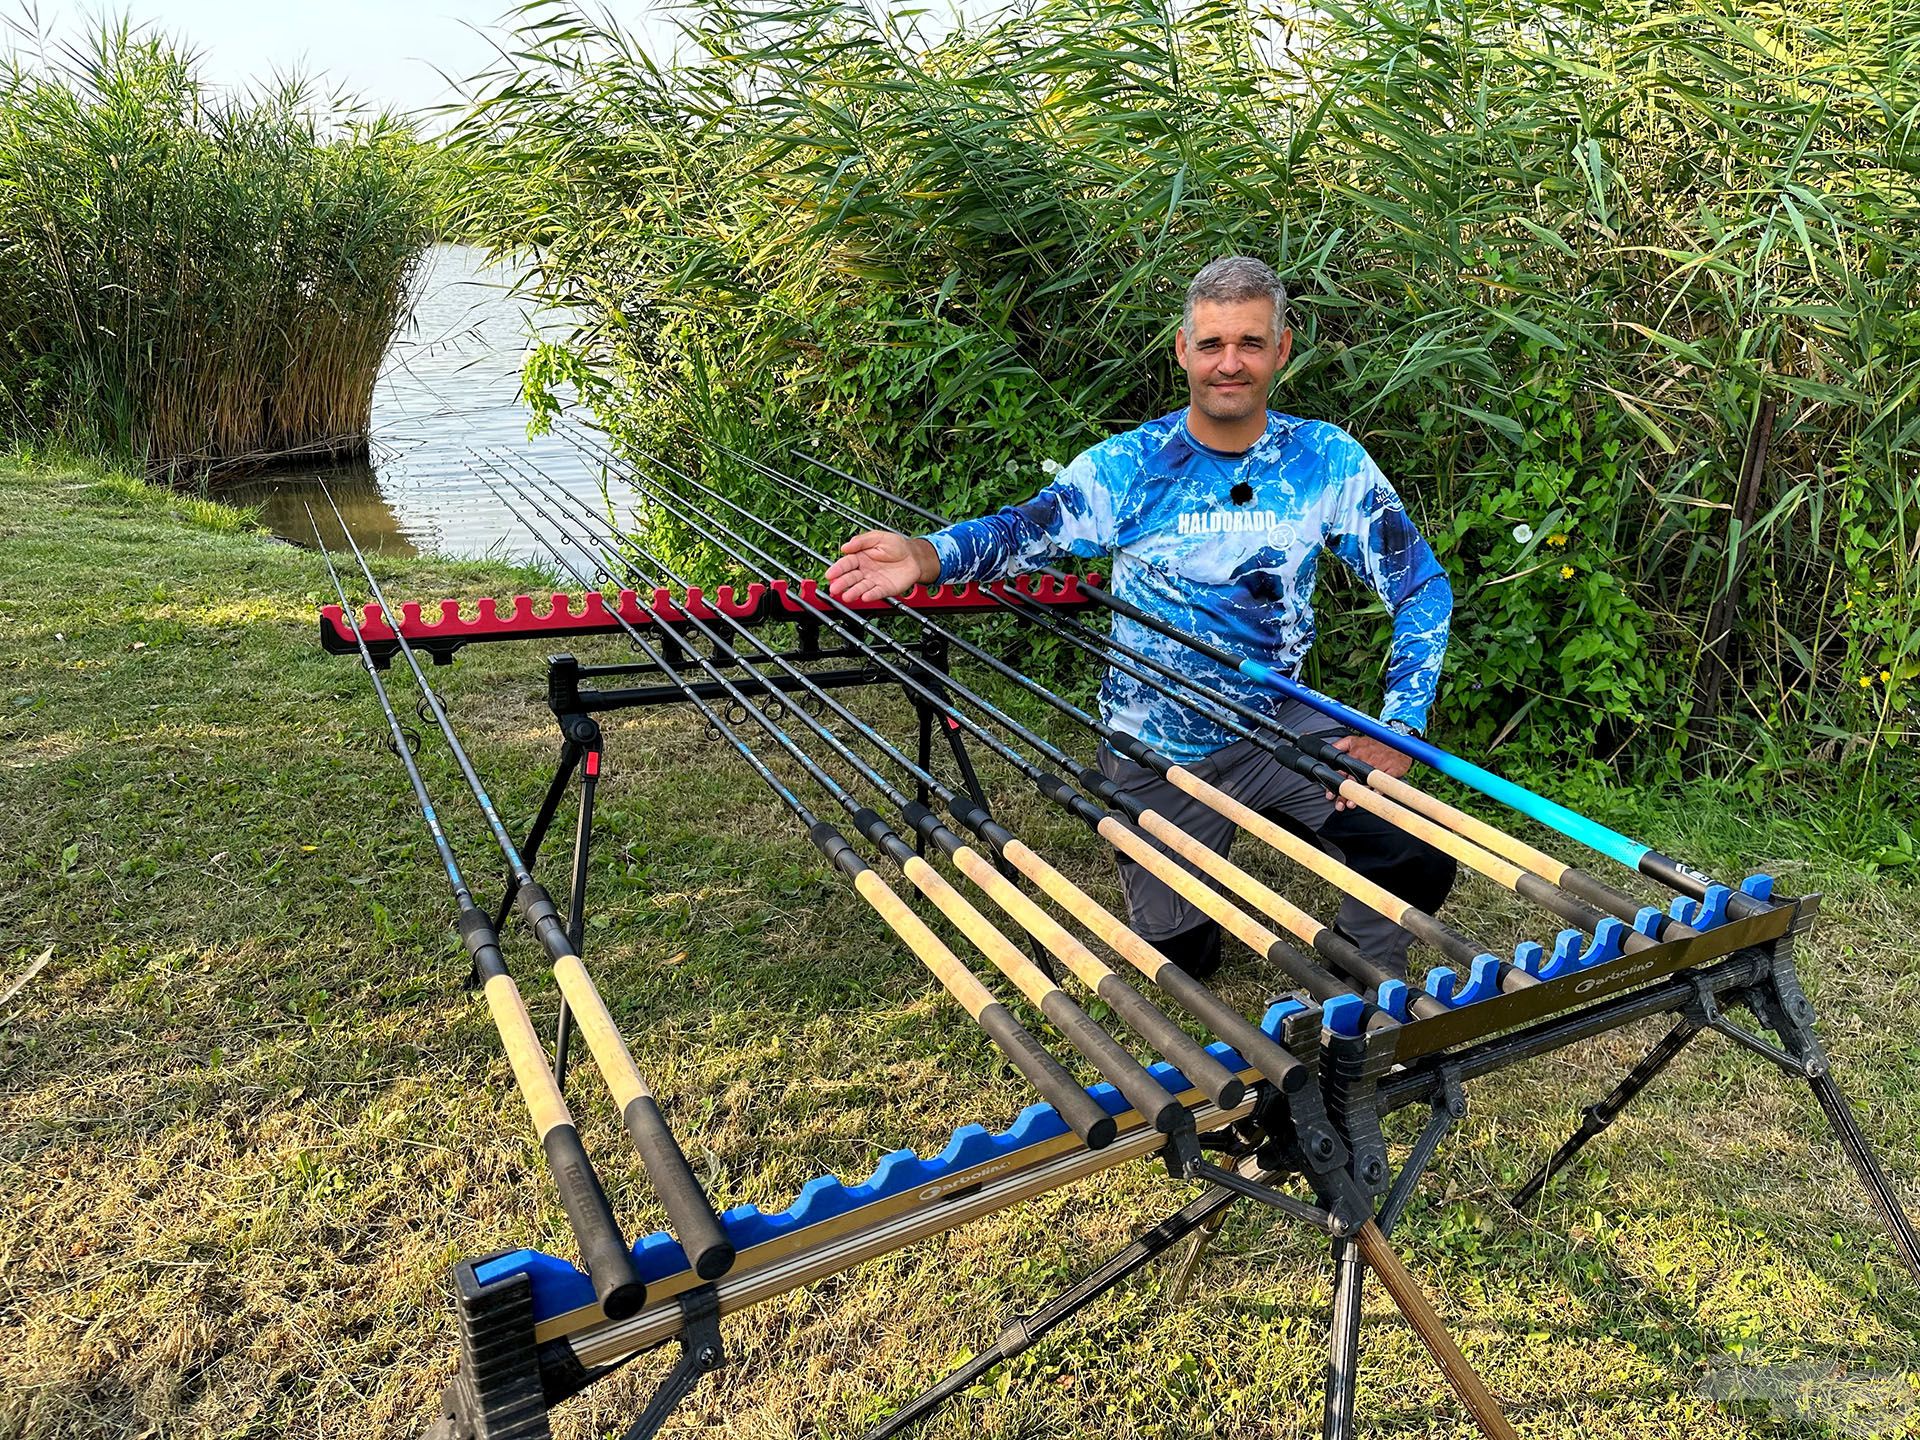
[0,19,435,475]
[447,0,1920,773]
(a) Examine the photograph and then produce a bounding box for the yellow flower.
[1547,532,1569,547]
[1559,564,1575,579]
[1860,675,1874,688]
[1881,670,1892,684]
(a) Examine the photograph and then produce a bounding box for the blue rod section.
[1230,658,1649,870]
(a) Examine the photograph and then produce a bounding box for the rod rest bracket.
[622,1284,725,1440]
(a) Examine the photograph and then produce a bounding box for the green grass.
[1,455,1917,1439]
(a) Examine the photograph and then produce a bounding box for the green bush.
[0,19,436,474]
[448,0,1920,779]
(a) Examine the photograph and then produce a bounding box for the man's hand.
[826,530,941,602]
[1324,733,1415,809]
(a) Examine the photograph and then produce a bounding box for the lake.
[219,243,646,565]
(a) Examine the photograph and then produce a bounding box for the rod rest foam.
[494,1003,1315,1325]
[1669,884,1735,930]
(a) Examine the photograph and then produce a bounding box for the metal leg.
[863,1183,1246,1440]
[1322,1238,1365,1440]
[553,743,601,1093]
[1804,1069,1920,1280]
[1322,1085,1460,1440]
[1166,1203,1233,1306]
[491,737,583,940]
[1514,1014,1702,1208]
[1742,962,1920,1281]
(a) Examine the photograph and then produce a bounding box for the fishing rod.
[475,452,1244,1118]
[572,429,1510,987]
[319,491,737,1285]
[701,437,1688,950]
[551,424,1434,1020]
[790,447,1764,923]
[310,510,648,1316]
[683,439,1597,983]
[565,425,1517,1001]
[514,448,1519,1440]
[473,465,1194,1144]
[488,446,1317,1099]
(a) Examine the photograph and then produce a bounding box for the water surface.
[220,243,643,566]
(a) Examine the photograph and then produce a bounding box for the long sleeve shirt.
[924,409,1453,764]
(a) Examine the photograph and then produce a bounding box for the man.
[825,256,1455,979]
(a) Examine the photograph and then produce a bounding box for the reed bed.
[447,0,1920,780]
[0,21,435,475]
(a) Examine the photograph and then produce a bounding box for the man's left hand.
[1325,734,1414,809]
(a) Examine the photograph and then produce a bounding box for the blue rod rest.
[1633,905,1665,939]
[1741,873,1775,901]
[1375,978,1410,1021]
[1458,953,1504,1003]
[1694,884,1732,929]
[1513,939,1546,979]
[1581,916,1626,968]
[1321,993,1367,1036]
[1537,929,1586,982]
[1262,997,1311,1035]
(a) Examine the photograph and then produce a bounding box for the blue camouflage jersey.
[924,410,1453,764]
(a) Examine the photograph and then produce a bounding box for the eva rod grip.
[1091,972,1245,1109]
[1069,759,1133,808]
[1316,931,1446,1021]
[622,1095,735,1280]
[1036,990,1187,1135]
[539,1122,647,1320]
[901,801,947,847]
[1262,938,1355,1004]
[852,806,894,849]
[1149,964,1310,1095]
[976,1001,1118,1149]
[850,863,1118,1150]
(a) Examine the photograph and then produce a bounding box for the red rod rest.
[318,574,1103,654]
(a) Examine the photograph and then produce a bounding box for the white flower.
[1512,523,1534,545]
[1040,458,1062,476]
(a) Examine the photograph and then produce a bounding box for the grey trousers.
[1096,700,1426,976]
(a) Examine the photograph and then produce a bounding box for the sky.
[3,2,678,121]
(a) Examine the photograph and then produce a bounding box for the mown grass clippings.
[1,456,1917,1439]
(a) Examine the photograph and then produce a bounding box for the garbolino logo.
[1176,510,1292,543]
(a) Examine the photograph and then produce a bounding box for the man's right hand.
[826,530,941,601]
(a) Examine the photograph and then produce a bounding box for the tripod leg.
[863,1185,1243,1440]
[1352,1221,1517,1440]
[1321,1238,1365,1440]
[492,739,582,939]
[1807,1068,1920,1279]
[1322,1086,1458,1440]
[1514,1014,1701,1207]
[1743,966,1920,1282]
[1165,1202,1232,1307]
[553,745,601,1093]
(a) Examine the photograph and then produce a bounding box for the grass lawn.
[2,455,1917,1440]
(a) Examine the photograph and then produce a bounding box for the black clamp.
[622,1284,725,1440]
